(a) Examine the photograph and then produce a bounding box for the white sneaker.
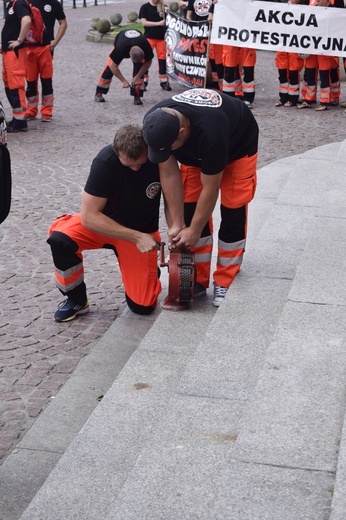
[212,283,228,307]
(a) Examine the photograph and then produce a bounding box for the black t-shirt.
[187,0,214,21]
[84,145,161,233]
[109,29,154,65]
[139,2,166,40]
[1,0,31,50]
[30,0,66,44]
[145,89,259,174]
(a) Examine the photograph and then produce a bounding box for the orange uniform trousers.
[146,38,167,85]
[26,45,54,119]
[48,214,162,311]
[275,51,304,104]
[180,152,258,289]
[2,48,28,122]
[301,54,340,105]
[209,43,223,90]
[96,55,145,95]
[222,47,256,102]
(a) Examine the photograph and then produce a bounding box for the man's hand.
[170,226,200,250]
[135,233,160,253]
[122,80,130,88]
[8,39,22,50]
[132,75,142,85]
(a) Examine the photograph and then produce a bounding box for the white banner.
[211,0,346,57]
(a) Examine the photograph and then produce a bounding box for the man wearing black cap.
[142,88,258,307]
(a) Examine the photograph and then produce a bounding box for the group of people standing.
[275,0,346,111]
[1,0,67,133]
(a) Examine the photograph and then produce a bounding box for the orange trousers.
[180,153,258,288]
[26,45,54,119]
[47,214,162,313]
[146,38,167,84]
[2,48,28,121]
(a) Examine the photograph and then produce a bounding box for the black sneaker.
[94,92,105,103]
[134,97,143,106]
[54,299,89,322]
[7,119,28,133]
[193,282,207,297]
[161,82,172,91]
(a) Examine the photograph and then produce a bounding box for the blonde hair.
[156,0,165,15]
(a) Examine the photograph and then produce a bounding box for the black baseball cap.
[142,108,180,163]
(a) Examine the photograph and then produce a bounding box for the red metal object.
[160,242,195,311]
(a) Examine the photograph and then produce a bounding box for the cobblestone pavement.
[1,1,345,465]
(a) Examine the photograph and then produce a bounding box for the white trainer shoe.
[212,283,228,307]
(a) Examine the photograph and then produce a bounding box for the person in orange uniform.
[1,0,31,132]
[222,46,256,108]
[94,29,154,106]
[275,51,304,107]
[142,88,259,307]
[298,0,344,110]
[47,125,162,322]
[275,0,304,107]
[25,0,67,122]
[139,0,171,91]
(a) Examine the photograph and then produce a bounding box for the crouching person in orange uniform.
[47,125,162,322]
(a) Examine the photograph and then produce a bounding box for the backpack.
[13,0,46,45]
[0,102,12,225]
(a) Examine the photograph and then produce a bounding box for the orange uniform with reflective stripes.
[181,153,257,288]
[275,51,304,105]
[48,214,161,311]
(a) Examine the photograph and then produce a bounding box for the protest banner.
[211,0,346,57]
[165,11,210,88]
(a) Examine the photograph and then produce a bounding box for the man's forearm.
[159,158,185,230]
[190,172,222,235]
[190,187,219,236]
[109,62,127,83]
[82,210,141,243]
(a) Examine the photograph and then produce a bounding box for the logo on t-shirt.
[44,5,52,12]
[146,182,161,199]
[172,89,222,108]
[124,30,142,39]
[193,0,213,17]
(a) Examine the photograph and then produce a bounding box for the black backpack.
[0,101,12,225]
